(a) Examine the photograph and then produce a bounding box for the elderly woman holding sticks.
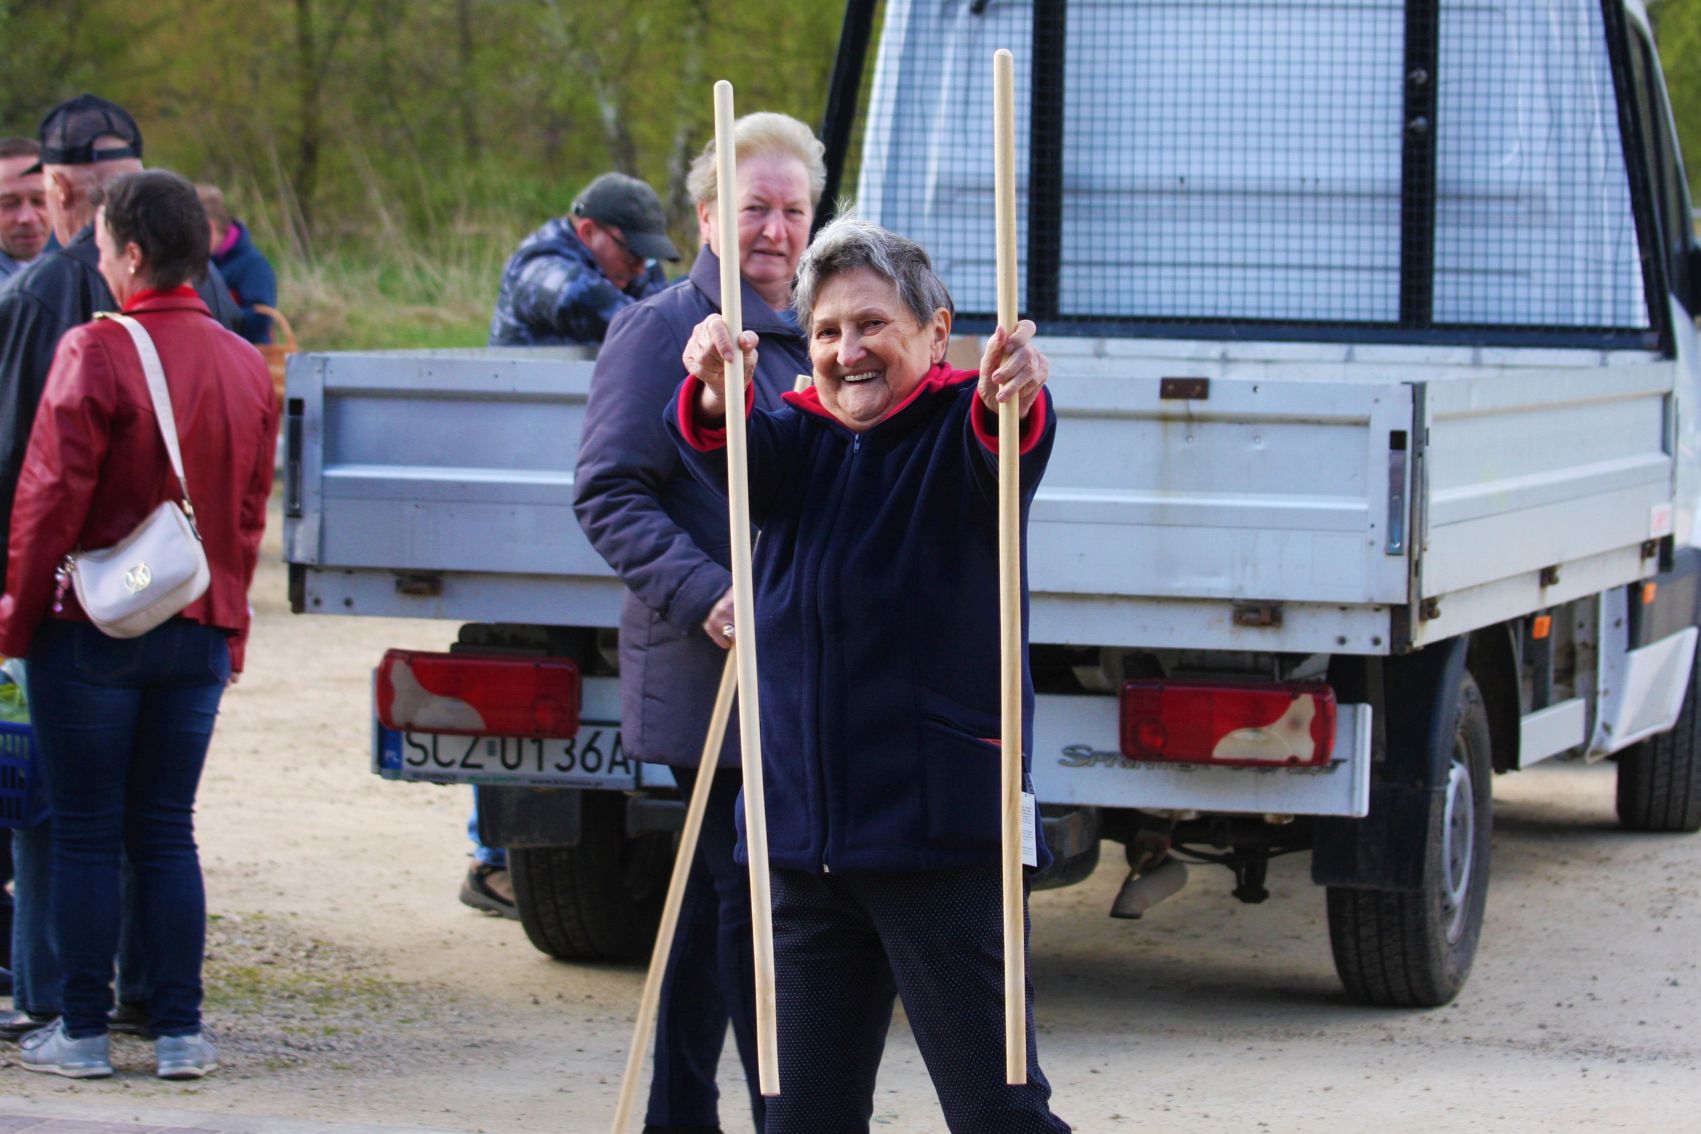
[669,217,1071,1134]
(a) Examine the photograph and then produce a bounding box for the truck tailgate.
[1029,348,1673,653]
[284,350,624,625]
[1031,358,1414,649]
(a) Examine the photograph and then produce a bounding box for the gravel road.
[4,503,1697,1132]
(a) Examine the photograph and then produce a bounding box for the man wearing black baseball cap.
[487,171,680,348]
[1,96,141,589]
[26,93,143,173]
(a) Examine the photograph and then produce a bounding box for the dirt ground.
[5,501,1699,1132]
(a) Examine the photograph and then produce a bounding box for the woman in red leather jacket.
[0,170,276,1080]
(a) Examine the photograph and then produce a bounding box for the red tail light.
[1119,679,1337,768]
[376,650,580,738]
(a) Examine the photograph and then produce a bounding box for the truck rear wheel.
[508,793,671,962]
[1615,639,1701,833]
[1327,670,1493,1007]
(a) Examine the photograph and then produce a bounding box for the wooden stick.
[610,651,738,1134]
[714,78,781,1098]
[610,368,812,1134]
[992,46,1028,1087]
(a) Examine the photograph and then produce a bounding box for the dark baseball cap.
[571,173,680,262]
[27,94,142,173]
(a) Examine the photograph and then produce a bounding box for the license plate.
[374,722,638,789]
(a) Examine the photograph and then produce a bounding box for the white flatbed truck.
[285,0,1701,1006]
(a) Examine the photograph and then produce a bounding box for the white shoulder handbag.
[56,313,211,639]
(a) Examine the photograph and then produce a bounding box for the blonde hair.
[687,112,825,207]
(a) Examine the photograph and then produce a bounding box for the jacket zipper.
[815,430,863,873]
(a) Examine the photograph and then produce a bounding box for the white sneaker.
[156,1030,219,1079]
[20,1019,113,1078]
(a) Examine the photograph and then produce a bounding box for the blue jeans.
[1,832,10,972]
[648,765,762,1132]
[10,820,58,1016]
[467,786,506,869]
[27,619,229,1038]
[11,820,150,1017]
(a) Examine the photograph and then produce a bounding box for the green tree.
[1651,0,1701,207]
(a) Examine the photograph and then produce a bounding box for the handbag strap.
[96,312,195,517]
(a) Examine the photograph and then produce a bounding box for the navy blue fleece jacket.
[210,221,278,345]
[668,363,1055,873]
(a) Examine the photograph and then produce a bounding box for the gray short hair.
[793,216,955,332]
[686,112,825,207]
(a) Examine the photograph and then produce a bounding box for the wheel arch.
[1468,623,1523,775]
[1313,635,1469,891]
[1323,646,1495,1008]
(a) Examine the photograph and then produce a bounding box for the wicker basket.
[253,303,298,406]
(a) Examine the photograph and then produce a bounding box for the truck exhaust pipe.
[1109,857,1189,920]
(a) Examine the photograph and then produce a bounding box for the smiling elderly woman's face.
[810,266,950,432]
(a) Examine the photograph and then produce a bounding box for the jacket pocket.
[918,689,1003,850]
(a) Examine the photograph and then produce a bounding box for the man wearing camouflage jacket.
[487,171,677,347]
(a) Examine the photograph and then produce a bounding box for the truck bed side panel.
[286,351,626,624]
[1031,371,1413,612]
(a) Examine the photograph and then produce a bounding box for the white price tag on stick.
[1020,790,1037,868]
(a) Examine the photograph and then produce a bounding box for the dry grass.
[275,246,502,351]
[233,175,535,351]
[268,219,519,351]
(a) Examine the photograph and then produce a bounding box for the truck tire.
[1327,670,1493,1008]
[1615,642,1701,833]
[508,792,672,962]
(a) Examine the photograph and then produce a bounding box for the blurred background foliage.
[0,0,841,347]
[0,0,1694,349]
[1651,0,1700,211]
